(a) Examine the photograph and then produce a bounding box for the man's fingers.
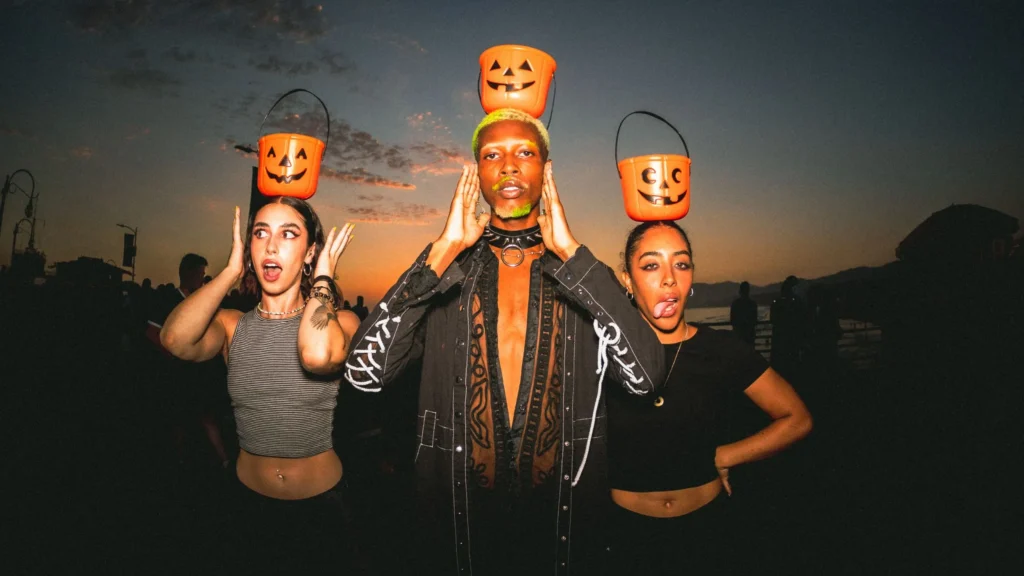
[464,164,478,208]
[451,165,469,209]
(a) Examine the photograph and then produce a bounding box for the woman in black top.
[606,220,813,573]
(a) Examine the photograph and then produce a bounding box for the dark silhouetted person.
[730,281,758,345]
[147,253,229,470]
[770,275,804,380]
[350,295,369,321]
[806,284,841,368]
[342,299,351,310]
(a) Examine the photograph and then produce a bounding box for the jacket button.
[455,445,463,453]
[564,441,569,447]
[455,376,463,384]
[562,505,568,511]
[563,474,570,481]
[455,411,463,418]
[561,536,567,542]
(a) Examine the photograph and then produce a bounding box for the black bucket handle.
[258,88,331,155]
[476,70,557,130]
[614,110,689,178]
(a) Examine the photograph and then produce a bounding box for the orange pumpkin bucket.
[478,44,557,120]
[615,111,692,222]
[256,89,330,200]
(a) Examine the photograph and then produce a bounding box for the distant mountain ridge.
[688,261,900,308]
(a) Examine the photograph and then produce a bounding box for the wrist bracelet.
[312,275,340,301]
[310,289,335,308]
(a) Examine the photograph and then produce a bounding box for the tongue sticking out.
[263,266,281,282]
[653,300,677,319]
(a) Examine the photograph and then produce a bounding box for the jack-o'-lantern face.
[479,45,556,118]
[618,154,692,221]
[637,165,687,206]
[256,133,326,199]
[486,58,536,93]
[265,146,308,184]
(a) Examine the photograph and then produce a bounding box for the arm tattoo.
[310,302,337,331]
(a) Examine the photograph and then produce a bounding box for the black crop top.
[606,325,770,492]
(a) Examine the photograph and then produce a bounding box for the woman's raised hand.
[227,206,245,283]
[315,223,355,280]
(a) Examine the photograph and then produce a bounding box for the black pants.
[606,494,736,575]
[232,480,363,573]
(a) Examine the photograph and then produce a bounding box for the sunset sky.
[1,0,1020,305]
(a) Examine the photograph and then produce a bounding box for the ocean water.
[687,306,769,324]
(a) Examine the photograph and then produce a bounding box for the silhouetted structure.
[730,281,758,345]
[54,256,129,287]
[896,203,1019,265]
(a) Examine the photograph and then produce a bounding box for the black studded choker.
[483,225,545,267]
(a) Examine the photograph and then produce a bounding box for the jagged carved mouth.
[486,80,536,93]
[265,168,307,184]
[638,189,687,206]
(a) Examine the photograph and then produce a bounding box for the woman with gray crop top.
[160,196,361,570]
[605,220,813,574]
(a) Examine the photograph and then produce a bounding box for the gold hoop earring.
[302,263,312,276]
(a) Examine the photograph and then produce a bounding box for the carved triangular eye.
[297,148,308,159]
[267,147,276,158]
[490,60,501,71]
[519,60,533,72]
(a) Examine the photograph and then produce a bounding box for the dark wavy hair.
[240,196,326,298]
[621,220,693,274]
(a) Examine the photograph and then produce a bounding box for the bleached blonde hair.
[471,108,550,161]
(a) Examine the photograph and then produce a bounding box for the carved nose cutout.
[279,156,292,168]
[503,67,515,77]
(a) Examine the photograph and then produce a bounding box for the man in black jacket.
[345,108,665,575]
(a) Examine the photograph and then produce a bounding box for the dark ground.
[3,279,1021,575]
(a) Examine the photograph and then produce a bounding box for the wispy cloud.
[0,122,35,140]
[345,201,442,226]
[70,146,95,159]
[409,142,472,176]
[248,55,319,76]
[406,111,451,135]
[162,46,211,63]
[319,50,353,75]
[69,0,330,43]
[221,138,257,160]
[321,168,415,190]
[124,127,151,141]
[106,66,181,97]
[368,31,428,54]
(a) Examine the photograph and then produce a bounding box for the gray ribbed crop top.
[227,310,339,458]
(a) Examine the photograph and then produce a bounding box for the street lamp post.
[116,223,138,282]
[1,169,36,240]
[11,218,29,264]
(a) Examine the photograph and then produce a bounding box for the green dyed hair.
[471,108,550,161]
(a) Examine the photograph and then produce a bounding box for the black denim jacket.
[345,241,666,575]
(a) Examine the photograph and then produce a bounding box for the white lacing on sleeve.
[572,319,648,487]
[344,302,402,393]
